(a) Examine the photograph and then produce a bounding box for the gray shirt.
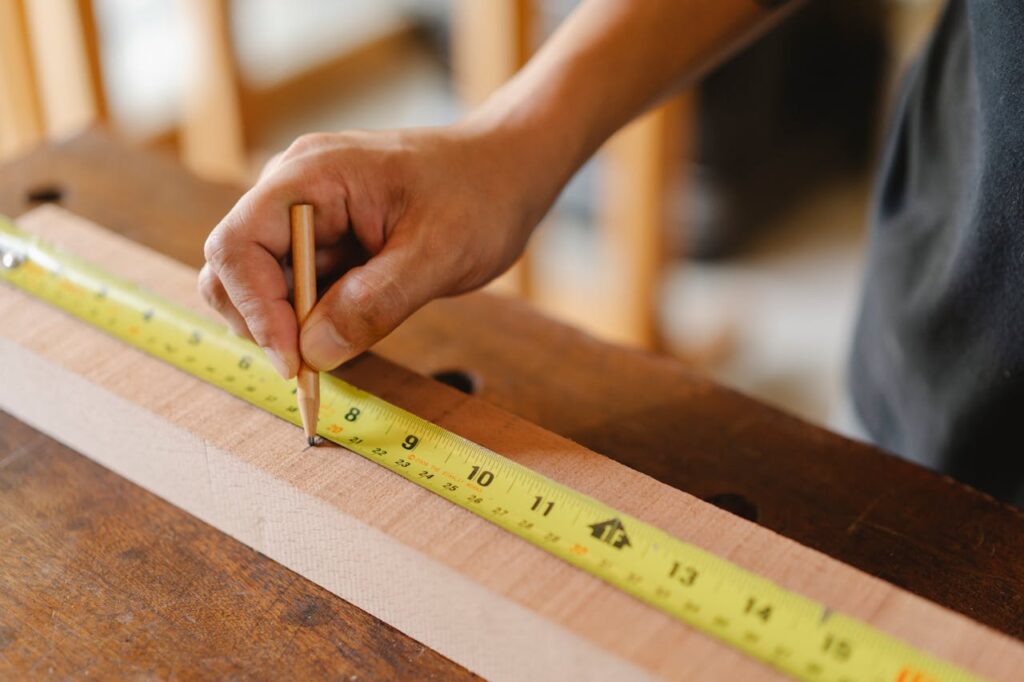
[850,0,1024,505]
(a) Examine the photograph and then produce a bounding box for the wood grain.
[2,205,1022,680]
[2,133,1023,677]
[0,411,477,680]
[0,136,474,677]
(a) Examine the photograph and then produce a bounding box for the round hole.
[25,184,64,204]
[430,370,476,395]
[705,493,759,523]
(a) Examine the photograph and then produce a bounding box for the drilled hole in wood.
[705,493,759,523]
[25,184,64,205]
[431,370,476,395]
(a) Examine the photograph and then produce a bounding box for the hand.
[199,124,556,378]
[199,0,771,379]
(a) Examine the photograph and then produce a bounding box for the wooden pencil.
[290,203,319,445]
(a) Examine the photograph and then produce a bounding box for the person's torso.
[851,0,1024,504]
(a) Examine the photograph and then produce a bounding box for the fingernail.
[302,318,352,370]
[263,347,293,380]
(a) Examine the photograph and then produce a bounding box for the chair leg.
[22,0,104,139]
[78,0,108,121]
[0,0,43,159]
[180,0,248,183]
[598,93,693,350]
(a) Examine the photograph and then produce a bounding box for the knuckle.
[203,230,230,269]
[344,272,406,337]
[286,132,331,158]
[344,276,380,329]
[234,298,273,343]
[234,296,265,326]
[258,151,285,179]
[197,266,220,304]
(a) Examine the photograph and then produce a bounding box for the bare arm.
[470,0,792,200]
[200,0,794,376]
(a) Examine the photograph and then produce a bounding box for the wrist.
[457,90,585,232]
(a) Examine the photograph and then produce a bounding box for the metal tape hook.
[0,246,26,270]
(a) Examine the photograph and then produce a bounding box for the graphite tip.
[307,436,317,447]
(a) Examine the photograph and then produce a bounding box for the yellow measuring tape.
[0,217,984,682]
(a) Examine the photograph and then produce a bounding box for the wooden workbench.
[1,131,1022,678]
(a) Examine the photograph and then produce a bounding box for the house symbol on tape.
[589,518,631,549]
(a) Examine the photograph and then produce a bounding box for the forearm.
[462,0,795,215]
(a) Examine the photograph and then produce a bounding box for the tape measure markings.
[0,218,986,682]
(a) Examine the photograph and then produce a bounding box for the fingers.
[197,263,252,341]
[315,245,348,275]
[201,153,352,379]
[201,130,468,377]
[257,150,286,183]
[203,219,301,379]
[300,237,441,371]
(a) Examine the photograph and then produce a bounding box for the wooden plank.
[0,140,473,677]
[1,205,1022,680]
[0,0,43,159]
[0,410,479,679]
[3,132,1024,649]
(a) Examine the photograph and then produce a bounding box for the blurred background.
[0,0,945,432]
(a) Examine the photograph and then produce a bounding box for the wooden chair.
[599,95,692,349]
[0,0,104,159]
[179,0,248,183]
[0,0,246,183]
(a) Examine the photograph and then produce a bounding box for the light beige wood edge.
[1,205,1021,681]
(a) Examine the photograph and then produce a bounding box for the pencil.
[291,203,320,446]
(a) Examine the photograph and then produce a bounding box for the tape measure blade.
[0,216,992,682]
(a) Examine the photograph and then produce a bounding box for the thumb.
[299,241,439,371]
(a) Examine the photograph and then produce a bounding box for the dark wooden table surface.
[2,131,1022,678]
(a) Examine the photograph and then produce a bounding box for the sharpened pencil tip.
[307,436,317,447]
